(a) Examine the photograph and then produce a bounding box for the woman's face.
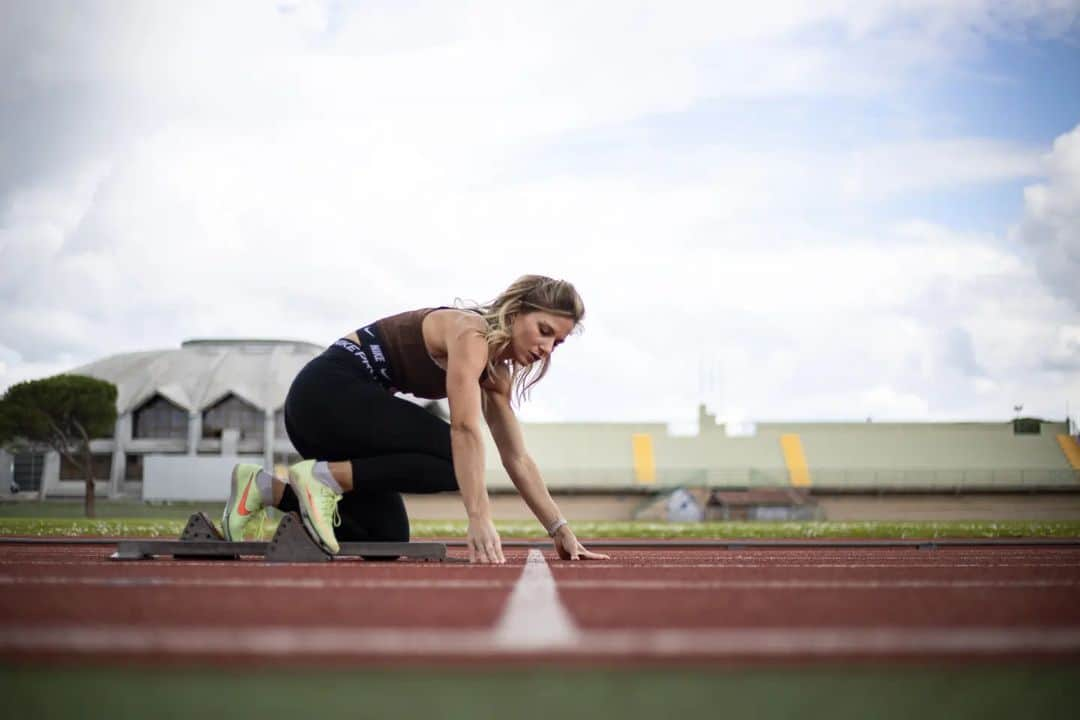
[506,310,575,366]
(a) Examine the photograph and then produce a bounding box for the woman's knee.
[337,490,410,542]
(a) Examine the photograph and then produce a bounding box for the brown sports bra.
[371,306,489,399]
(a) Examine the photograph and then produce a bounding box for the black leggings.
[278,353,457,541]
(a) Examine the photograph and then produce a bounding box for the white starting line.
[2,548,1080,659]
[493,548,578,649]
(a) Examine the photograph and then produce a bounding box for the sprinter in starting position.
[221,274,609,564]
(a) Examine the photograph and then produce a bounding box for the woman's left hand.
[553,525,610,561]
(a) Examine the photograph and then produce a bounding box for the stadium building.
[2,339,321,499]
[2,338,1079,520]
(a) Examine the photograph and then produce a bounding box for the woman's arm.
[481,386,558,524]
[483,387,609,561]
[445,320,505,564]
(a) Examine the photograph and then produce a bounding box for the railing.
[787,467,1080,489]
[488,467,1080,490]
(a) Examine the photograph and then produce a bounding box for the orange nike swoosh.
[305,487,321,524]
[237,478,254,516]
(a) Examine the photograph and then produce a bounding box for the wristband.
[546,518,568,537]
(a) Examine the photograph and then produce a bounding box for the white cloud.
[837,140,1043,200]
[860,385,932,418]
[1013,123,1080,308]
[514,219,1075,423]
[1,1,1077,424]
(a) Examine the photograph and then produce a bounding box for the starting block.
[111,512,449,563]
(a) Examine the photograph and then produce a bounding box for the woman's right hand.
[467,515,505,564]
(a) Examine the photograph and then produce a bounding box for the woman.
[222,275,609,564]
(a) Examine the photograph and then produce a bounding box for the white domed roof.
[69,339,323,415]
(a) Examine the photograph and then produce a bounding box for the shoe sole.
[291,465,340,555]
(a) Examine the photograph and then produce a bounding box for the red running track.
[1,542,1078,665]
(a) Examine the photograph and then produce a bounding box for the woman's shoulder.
[420,307,487,353]
[377,306,477,327]
[427,306,486,331]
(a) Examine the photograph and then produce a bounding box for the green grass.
[1,513,1079,539]
[3,499,1079,539]
[427,519,1080,539]
[2,664,1078,720]
[0,500,225,520]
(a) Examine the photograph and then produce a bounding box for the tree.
[0,375,118,518]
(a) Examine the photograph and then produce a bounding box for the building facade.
[6,338,1078,499]
[32,339,323,498]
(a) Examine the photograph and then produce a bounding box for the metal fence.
[793,467,1080,489]
[496,466,1080,490]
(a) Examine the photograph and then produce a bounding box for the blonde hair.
[455,275,585,405]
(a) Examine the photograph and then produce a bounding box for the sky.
[1,0,1078,432]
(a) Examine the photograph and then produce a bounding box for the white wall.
[0,450,11,496]
[143,454,264,501]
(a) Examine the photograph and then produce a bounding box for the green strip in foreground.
[2,664,1078,720]
[1,516,1080,539]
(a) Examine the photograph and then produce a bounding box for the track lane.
[2,542,1079,663]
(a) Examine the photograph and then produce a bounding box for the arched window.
[60,454,113,480]
[12,453,45,492]
[202,394,261,440]
[134,395,188,439]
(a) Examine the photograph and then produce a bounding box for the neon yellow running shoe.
[289,460,342,554]
[222,463,266,541]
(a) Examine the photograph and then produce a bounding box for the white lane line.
[5,560,1077,571]
[582,627,1080,656]
[556,579,1080,590]
[492,548,579,649]
[0,576,1076,591]
[0,576,510,589]
[555,563,1080,569]
[589,556,1080,562]
[0,559,257,567]
[3,625,1079,658]
[0,560,308,568]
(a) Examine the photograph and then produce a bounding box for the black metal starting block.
[110,512,449,563]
